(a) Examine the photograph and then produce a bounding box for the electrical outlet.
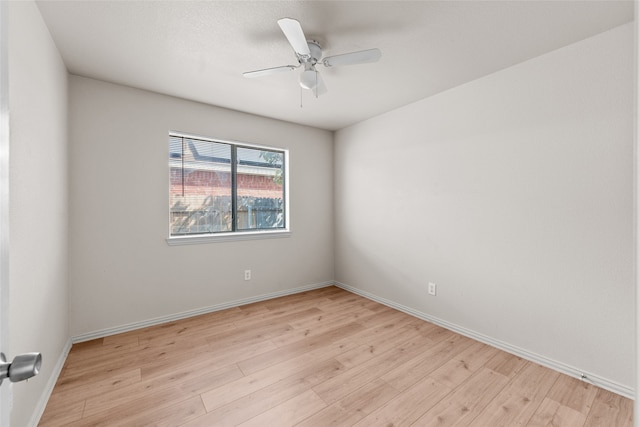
[428,282,436,296]
[244,270,251,281]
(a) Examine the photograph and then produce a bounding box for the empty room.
[1,0,638,426]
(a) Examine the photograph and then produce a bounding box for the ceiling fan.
[243,18,382,96]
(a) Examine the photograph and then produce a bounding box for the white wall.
[335,23,635,393]
[8,2,69,426]
[68,76,334,337]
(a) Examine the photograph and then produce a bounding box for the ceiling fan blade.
[243,65,297,78]
[277,18,311,57]
[322,48,381,67]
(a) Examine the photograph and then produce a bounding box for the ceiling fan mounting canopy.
[243,18,382,96]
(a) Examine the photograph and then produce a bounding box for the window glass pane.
[169,137,232,235]
[236,147,285,231]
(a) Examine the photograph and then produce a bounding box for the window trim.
[166,229,291,245]
[166,131,290,245]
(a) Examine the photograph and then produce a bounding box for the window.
[168,133,288,242]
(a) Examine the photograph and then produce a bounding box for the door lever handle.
[0,352,42,385]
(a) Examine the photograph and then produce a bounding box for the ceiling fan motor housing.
[303,41,322,64]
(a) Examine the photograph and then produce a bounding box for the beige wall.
[335,23,635,393]
[8,2,69,425]
[68,76,334,337]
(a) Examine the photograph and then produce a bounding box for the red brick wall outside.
[236,173,283,198]
[170,168,283,200]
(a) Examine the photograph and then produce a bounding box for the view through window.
[169,134,287,237]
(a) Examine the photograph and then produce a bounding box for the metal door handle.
[0,352,42,385]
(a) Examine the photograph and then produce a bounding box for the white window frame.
[166,131,290,245]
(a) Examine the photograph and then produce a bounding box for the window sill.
[166,229,291,245]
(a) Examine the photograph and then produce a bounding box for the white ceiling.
[36,1,634,131]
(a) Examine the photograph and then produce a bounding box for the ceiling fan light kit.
[243,18,381,97]
[300,68,318,90]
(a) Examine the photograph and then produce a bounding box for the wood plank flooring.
[39,286,633,426]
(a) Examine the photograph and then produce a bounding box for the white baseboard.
[72,281,334,343]
[28,337,72,427]
[334,281,635,400]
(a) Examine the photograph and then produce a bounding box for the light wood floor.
[39,286,633,426]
